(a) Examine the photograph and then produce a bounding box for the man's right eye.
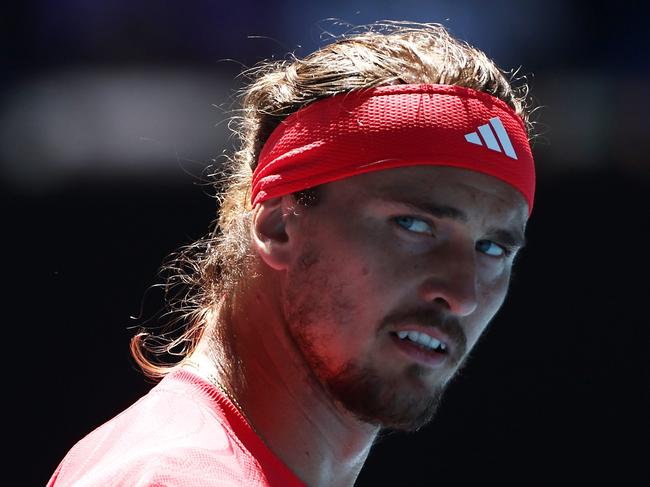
[393,216,434,235]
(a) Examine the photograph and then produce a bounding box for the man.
[48,21,535,487]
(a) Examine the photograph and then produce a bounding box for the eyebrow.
[371,194,527,249]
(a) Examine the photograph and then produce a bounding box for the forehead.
[325,165,529,227]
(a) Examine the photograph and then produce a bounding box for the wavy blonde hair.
[131,21,534,378]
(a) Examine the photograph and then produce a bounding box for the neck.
[188,274,379,487]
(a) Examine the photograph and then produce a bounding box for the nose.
[418,240,479,317]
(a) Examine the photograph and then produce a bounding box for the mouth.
[390,330,451,368]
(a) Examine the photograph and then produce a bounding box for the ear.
[251,196,293,271]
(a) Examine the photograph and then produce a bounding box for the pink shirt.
[47,369,306,487]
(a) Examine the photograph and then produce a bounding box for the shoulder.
[48,444,266,487]
[47,374,267,486]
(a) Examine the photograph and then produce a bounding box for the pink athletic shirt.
[47,369,306,486]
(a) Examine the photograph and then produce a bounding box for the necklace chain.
[181,362,275,453]
[183,362,247,420]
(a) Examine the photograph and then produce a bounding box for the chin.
[326,361,446,432]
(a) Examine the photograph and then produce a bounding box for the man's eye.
[394,216,433,235]
[476,240,507,257]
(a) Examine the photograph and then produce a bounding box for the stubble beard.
[288,318,449,431]
[283,245,450,432]
[325,359,447,431]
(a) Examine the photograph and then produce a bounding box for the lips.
[379,305,468,370]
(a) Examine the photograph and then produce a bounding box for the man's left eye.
[394,216,433,235]
[476,240,507,257]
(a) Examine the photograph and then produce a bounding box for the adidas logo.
[464,117,518,160]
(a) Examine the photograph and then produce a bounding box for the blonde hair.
[131,21,534,378]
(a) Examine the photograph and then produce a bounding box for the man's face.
[279,166,528,431]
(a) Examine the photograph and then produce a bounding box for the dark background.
[3,1,648,485]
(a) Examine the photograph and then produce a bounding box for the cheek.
[315,223,426,362]
[466,267,512,347]
[286,211,414,331]
[282,238,389,372]
[327,213,404,287]
[480,273,510,316]
[478,254,513,301]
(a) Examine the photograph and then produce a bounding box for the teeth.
[419,334,432,347]
[407,331,420,342]
[396,330,446,352]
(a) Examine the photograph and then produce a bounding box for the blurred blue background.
[3,1,647,485]
[2,0,648,188]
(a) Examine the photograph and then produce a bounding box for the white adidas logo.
[464,116,518,160]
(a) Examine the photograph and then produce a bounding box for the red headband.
[252,84,535,214]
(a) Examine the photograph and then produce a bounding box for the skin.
[189,165,529,487]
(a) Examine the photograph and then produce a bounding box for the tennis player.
[48,21,535,487]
